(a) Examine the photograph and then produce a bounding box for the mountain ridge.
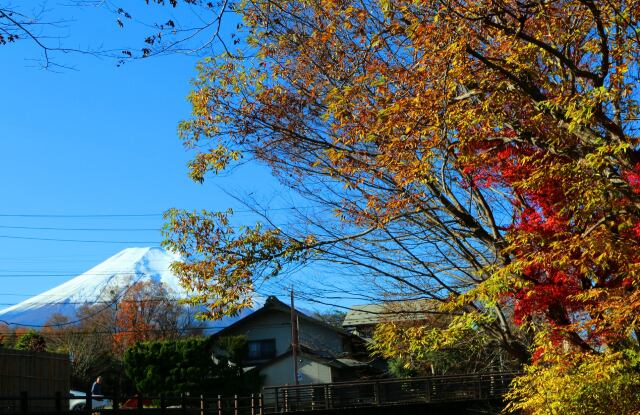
[0,247,187,326]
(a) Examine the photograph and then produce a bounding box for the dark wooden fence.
[262,372,518,413]
[0,393,267,415]
[0,372,518,415]
[0,348,70,413]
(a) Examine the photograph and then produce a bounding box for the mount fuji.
[0,247,196,326]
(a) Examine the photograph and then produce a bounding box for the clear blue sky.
[0,2,317,310]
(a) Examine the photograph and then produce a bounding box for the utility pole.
[290,287,299,385]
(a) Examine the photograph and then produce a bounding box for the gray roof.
[335,358,370,368]
[215,296,352,338]
[342,304,386,327]
[342,301,440,327]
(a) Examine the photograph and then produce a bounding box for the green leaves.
[124,336,260,396]
[162,209,312,319]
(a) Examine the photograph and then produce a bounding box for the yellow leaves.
[187,145,241,182]
[507,348,640,415]
[162,209,305,319]
[379,0,392,18]
[176,0,640,408]
[369,304,513,375]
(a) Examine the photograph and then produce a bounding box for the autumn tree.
[163,0,640,412]
[372,301,520,375]
[0,323,13,348]
[14,330,47,352]
[164,0,532,361]
[112,280,184,355]
[0,1,233,68]
[312,310,347,330]
[43,311,116,386]
[42,280,193,386]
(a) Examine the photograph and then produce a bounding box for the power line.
[0,322,298,337]
[0,326,226,336]
[0,225,159,232]
[0,297,193,306]
[0,206,320,219]
[0,274,149,327]
[0,213,162,218]
[0,235,160,244]
[0,269,172,278]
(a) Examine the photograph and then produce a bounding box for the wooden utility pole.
[290,287,299,385]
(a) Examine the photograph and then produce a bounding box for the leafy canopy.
[124,335,260,396]
[164,0,640,412]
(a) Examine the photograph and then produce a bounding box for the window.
[247,339,276,360]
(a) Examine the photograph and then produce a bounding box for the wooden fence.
[0,372,518,415]
[262,372,518,413]
[0,348,70,413]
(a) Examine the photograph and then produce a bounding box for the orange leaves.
[113,280,181,355]
[162,209,304,319]
[176,0,640,395]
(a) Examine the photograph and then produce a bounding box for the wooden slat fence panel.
[0,348,70,413]
[262,371,520,413]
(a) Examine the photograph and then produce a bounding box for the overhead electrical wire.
[0,213,162,218]
[1,327,225,337]
[0,235,160,244]
[0,322,301,338]
[0,206,319,219]
[0,225,159,232]
[0,269,172,278]
[0,273,149,327]
[0,297,193,306]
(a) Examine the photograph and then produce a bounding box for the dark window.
[247,339,276,360]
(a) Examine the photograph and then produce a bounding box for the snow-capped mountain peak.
[0,247,185,326]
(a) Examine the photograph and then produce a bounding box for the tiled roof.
[342,300,440,327]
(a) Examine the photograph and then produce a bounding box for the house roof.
[214,296,352,338]
[342,300,441,327]
[253,347,365,372]
[342,304,386,327]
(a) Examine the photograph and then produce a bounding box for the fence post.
[234,395,238,415]
[181,393,187,415]
[273,388,279,413]
[250,394,255,415]
[374,381,381,405]
[217,395,221,415]
[284,389,288,413]
[113,393,120,415]
[86,389,93,415]
[259,394,264,415]
[20,391,28,415]
[200,395,205,415]
[160,393,166,415]
[425,378,431,403]
[55,391,62,415]
[323,385,330,410]
[137,393,144,415]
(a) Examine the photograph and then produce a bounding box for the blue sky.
[0,2,310,310]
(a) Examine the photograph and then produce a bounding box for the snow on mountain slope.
[0,247,189,326]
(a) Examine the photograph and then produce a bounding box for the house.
[342,300,441,340]
[341,304,386,340]
[213,296,373,387]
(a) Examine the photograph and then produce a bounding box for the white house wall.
[260,356,334,387]
[234,312,293,356]
[298,357,333,384]
[223,311,345,357]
